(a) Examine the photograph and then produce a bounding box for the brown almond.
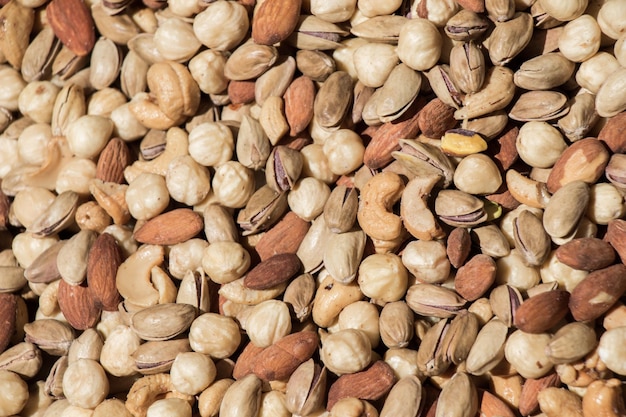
[284,75,315,136]
[233,341,265,380]
[0,293,17,353]
[252,330,318,381]
[478,389,516,417]
[546,138,610,193]
[243,253,302,290]
[519,372,561,416]
[46,0,96,57]
[133,208,203,246]
[57,279,101,331]
[555,237,616,271]
[87,233,123,311]
[447,227,472,269]
[251,0,302,45]
[598,111,626,153]
[326,360,396,410]
[228,80,256,105]
[255,211,310,261]
[363,96,426,170]
[96,138,130,184]
[418,98,457,139]
[454,254,497,301]
[489,124,519,171]
[569,264,626,322]
[457,0,485,13]
[605,219,626,264]
[514,290,570,333]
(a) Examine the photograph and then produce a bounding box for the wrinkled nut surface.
[2,0,626,416]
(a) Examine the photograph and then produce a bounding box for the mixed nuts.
[0,0,626,416]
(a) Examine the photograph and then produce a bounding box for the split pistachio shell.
[509,90,569,122]
[435,189,488,227]
[130,303,197,341]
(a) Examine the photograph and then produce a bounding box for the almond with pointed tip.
[514,290,570,333]
[133,208,203,245]
[96,138,130,184]
[46,0,96,57]
[87,232,123,311]
[57,279,101,330]
[252,0,302,45]
[327,360,396,410]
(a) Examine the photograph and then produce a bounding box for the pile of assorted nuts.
[1,0,626,415]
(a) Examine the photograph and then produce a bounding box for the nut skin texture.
[87,232,123,311]
[546,138,610,194]
[243,253,301,290]
[513,290,570,334]
[0,294,17,352]
[46,0,95,57]
[57,279,101,331]
[455,254,497,301]
[326,360,396,411]
[96,138,131,184]
[569,264,626,322]
[555,237,616,271]
[252,331,319,382]
[252,0,302,45]
[133,208,203,246]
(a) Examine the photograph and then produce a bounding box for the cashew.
[582,379,626,417]
[357,171,405,243]
[538,387,583,417]
[115,244,165,308]
[124,127,189,182]
[128,93,185,131]
[90,180,131,225]
[401,174,445,241]
[125,373,193,417]
[1,136,73,196]
[506,169,551,209]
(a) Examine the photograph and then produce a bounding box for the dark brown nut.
[606,219,626,264]
[519,372,561,416]
[255,211,310,261]
[87,232,123,311]
[243,253,301,290]
[417,98,457,139]
[555,237,616,271]
[546,138,610,194]
[96,138,130,184]
[57,279,101,331]
[447,227,472,269]
[513,290,570,334]
[454,254,497,301]
[133,208,203,245]
[252,331,318,381]
[326,361,396,411]
[569,264,626,322]
[0,294,17,353]
[46,0,95,57]
[598,111,626,153]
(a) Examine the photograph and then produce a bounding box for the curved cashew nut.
[124,127,189,182]
[357,171,405,242]
[125,373,193,417]
[506,169,551,209]
[582,378,626,417]
[401,174,445,241]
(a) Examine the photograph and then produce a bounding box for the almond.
[0,293,17,353]
[418,98,457,139]
[327,360,396,410]
[134,208,203,245]
[488,124,519,171]
[555,237,616,271]
[284,75,315,136]
[569,264,626,322]
[479,389,516,417]
[46,0,96,57]
[96,138,130,184]
[456,0,485,13]
[546,138,610,193]
[605,219,626,264]
[598,111,626,153]
[454,254,496,301]
[243,253,302,290]
[514,290,570,333]
[255,211,310,261]
[519,372,561,416]
[363,96,426,169]
[57,279,101,330]
[87,232,123,311]
[233,341,266,380]
[0,1,34,70]
[252,330,318,381]
[228,80,256,104]
[251,0,302,45]
[446,227,472,269]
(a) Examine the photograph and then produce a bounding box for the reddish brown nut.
[569,264,626,322]
[555,237,616,271]
[243,253,302,290]
[327,360,396,410]
[57,279,101,331]
[133,209,204,246]
[514,290,570,333]
[46,0,96,57]
[454,254,497,301]
[87,233,123,311]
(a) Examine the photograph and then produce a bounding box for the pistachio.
[236,185,288,236]
[323,185,358,234]
[434,189,488,228]
[450,42,485,94]
[509,90,569,122]
[445,9,490,41]
[392,139,455,188]
[406,283,467,318]
[486,12,534,66]
[130,303,197,341]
